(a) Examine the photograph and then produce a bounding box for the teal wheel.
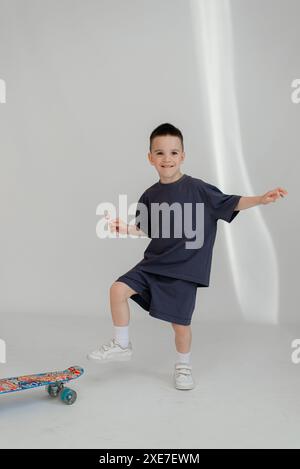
[60,387,77,405]
[47,383,63,398]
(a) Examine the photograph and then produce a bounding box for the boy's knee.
[110,281,134,300]
[171,323,191,333]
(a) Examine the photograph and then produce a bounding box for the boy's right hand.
[109,217,129,235]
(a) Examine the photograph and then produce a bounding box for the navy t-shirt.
[133,173,242,287]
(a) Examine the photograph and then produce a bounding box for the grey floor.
[1,313,300,449]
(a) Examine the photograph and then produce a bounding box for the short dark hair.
[149,123,184,152]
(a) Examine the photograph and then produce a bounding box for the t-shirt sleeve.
[200,180,242,223]
[135,192,151,236]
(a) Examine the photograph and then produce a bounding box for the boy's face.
[148,135,185,180]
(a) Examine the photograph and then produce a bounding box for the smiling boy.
[87,123,288,390]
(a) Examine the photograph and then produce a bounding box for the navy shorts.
[116,266,198,326]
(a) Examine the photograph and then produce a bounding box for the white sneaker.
[174,363,194,390]
[87,338,133,363]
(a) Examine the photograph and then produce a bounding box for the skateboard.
[0,366,84,405]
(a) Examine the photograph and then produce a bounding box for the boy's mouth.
[161,165,175,168]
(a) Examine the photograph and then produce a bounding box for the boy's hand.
[109,217,129,235]
[260,187,288,205]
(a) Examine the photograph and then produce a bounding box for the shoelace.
[175,366,192,376]
[100,339,115,352]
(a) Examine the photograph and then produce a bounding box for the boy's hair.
[149,123,184,152]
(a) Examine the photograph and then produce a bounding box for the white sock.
[176,351,191,365]
[113,325,129,348]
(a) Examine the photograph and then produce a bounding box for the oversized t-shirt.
[133,173,242,287]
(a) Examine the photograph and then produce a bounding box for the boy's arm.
[234,187,288,211]
[127,224,147,237]
[108,218,148,237]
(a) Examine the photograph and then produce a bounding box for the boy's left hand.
[260,187,288,205]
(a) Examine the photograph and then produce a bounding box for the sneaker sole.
[174,379,195,390]
[87,354,132,363]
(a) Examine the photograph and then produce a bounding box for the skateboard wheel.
[60,387,77,405]
[47,382,64,398]
[47,384,60,398]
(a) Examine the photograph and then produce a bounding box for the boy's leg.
[87,281,137,362]
[171,323,192,354]
[110,281,137,326]
[172,323,194,390]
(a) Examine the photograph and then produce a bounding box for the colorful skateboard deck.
[0,366,84,405]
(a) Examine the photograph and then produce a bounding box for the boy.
[87,123,288,390]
